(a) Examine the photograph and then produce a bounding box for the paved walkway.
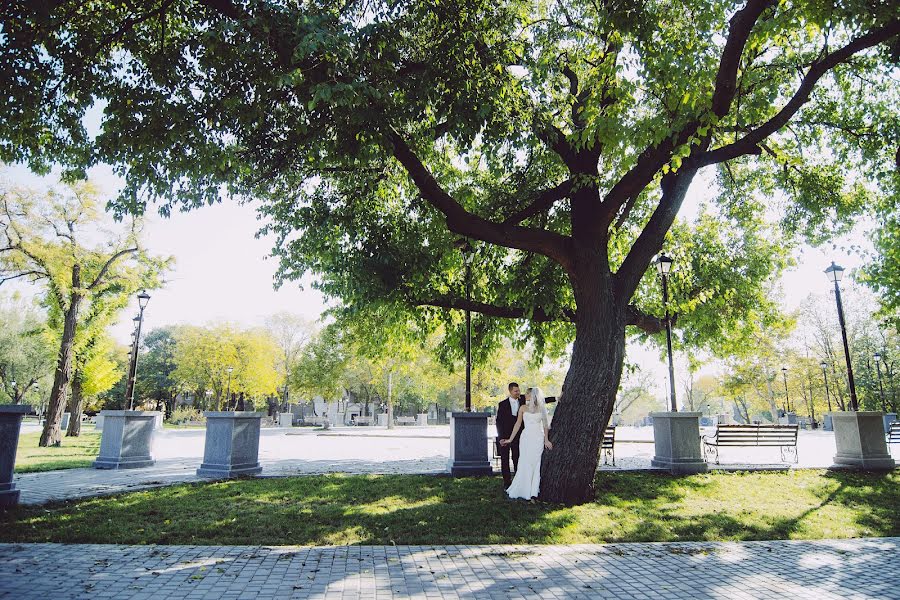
[1,538,897,599]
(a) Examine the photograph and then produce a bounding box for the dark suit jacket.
[496,397,525,441]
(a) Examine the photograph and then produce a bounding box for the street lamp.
[226,367,234,411]
[10,380,16,403]
[874,351,887,412]
[824,262,858,411]
[781,367,791,414]
[454,238,474,412]
[820,361,833,412]
[656,254,677,412]
[124,290,151,410]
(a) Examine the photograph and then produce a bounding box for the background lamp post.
[124,290,151,410]
[10,380,16,403]
[781,367,791,413]
[874,351,887,412]
[226,367,234,411]
[824,262,858,411]
[655,254,677,412]
[454,238,474,412]
[820,361,832,412]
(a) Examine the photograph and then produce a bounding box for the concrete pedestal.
[823,414,833,431]
[882,413,897,434]
[416,413,428,426]
[448,412,493,476]
[197,412,263,478]
[832,411,895,470]
[279,412,293,428]
[650,412,708,474]
[61,412,71,430]
[93,410,159,469]
[0,405,31,507]
[154,413,164,430]
[94,415,105,431]
[377,414,388,427]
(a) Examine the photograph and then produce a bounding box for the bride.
[499,387,553,500]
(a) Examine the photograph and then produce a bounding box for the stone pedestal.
[94,414,105,431]
[196,412,263,478]
[832,411,895,470]
[882,413,897,434]
[93,410,159,469]
[0,405,30,508]
[377,413,388,427]
[650,412,708,474]
[154,413,164,430]
[823,413,833,431]
[416,413,428,426]
[61,412,71,430]
[448,412,492,476]
[279,412,293,428]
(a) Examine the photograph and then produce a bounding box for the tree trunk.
[539,271,626,505]
[40,274,83,447]
[66,367,84,437]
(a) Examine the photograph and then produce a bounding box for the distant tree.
[0,181,170,445]
[264,312,315,407]
[133,327,179,416]
[0,295,54,407]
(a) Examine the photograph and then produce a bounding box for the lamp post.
[454,238,474,412]
[124,290,151,410]
[781,367,791,414]
[656,254,677,412]
[226,367,234,411]
[874,351,887,412]
[820,361,832,412]
[10,380,16,404]
[824,262,858,411]
[206,389,212,409]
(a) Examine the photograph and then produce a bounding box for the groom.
[496,382,525,488]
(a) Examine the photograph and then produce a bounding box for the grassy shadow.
[1,470,897,545]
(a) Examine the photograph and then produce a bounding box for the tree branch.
[616,171,695,296]
[625,305,670,334]
[387,128,574,272]
[502,179,574,226]
[597,0,776,228]
[695,18,900,168]
[87,247,138,290]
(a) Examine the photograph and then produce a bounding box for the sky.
[2,161,871,404]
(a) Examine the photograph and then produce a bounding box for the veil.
[529,387,549,425]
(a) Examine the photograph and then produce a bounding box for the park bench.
[702,424,799,465]
[888,421,900,446]
[601,426,616,466]
[395,416,416,426]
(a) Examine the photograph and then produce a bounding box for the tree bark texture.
[66,367,84,437]
[40,266,83,447]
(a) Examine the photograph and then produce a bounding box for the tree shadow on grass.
[0,470,896,546]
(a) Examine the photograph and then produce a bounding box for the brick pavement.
[1,538,897,599]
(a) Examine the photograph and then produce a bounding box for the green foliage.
[0,294,54,408]
[166,406,205,426]
[2,0,895,369]
[171,323,281,408]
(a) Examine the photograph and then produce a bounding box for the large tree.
[2,0,897,501]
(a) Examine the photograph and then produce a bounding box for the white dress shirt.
[507,397,519,424]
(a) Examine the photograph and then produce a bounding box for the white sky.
[2,161,870,404]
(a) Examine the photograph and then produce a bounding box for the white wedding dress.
[506,411,545,500]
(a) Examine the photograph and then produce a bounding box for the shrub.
[167,406,205,425]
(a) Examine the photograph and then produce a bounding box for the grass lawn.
[14,431,102,473]
[1,470,897,545]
